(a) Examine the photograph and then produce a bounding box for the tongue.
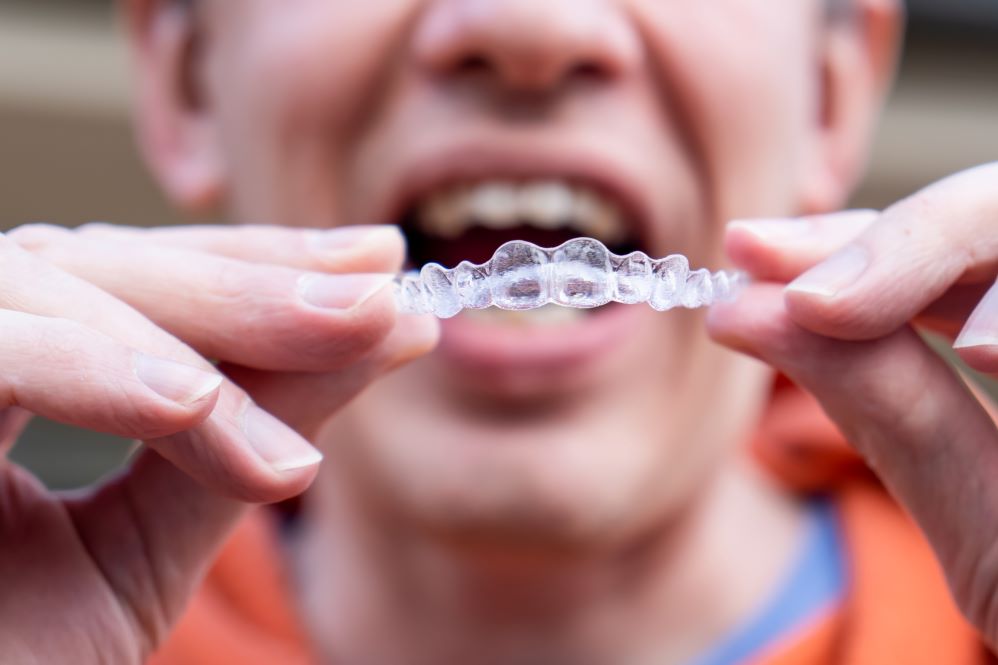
[410,225,584,268]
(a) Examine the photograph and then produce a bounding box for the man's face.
[186,0,836,547]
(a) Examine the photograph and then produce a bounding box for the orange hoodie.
[151,381,992,664]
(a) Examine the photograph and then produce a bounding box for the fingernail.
[955,284,998,349]
[307,226,402,253]
[134,354,223,406]
[728,218,813,241]
[298,273,395,310]
[786,245,870,298]
[242,405,323,472]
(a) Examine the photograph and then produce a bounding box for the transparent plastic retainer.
[394,237,747,319]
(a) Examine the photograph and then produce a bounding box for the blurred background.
[1,0,996,488]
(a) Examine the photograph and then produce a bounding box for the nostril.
[570,61,611,82]
[449,55,614,93]
[455,53,493,76]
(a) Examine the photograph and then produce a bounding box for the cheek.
[205,0,416,221]
[634,1,818,218]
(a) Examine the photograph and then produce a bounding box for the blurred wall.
[1,0,996,487]
[0,1,181,230]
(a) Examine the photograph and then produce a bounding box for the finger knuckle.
[6,223,70,251]
[891,190,978,269]
[206,260,257,309]
[895,188,945,224]
[37,316,94,357]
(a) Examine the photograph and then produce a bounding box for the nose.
[413,0,642,94]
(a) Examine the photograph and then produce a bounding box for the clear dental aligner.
[394,238,747,319]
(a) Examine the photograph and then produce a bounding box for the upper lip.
[377,137,656,249]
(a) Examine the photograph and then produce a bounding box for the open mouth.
[401,179,644,270]
[390,173,664,376]
[398,178,646,327]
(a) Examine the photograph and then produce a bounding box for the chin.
[328,364,719,554]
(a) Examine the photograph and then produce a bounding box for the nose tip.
[413,0,642,93]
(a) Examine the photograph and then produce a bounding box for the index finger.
[64,222,407,274]
[726,209,877,282]
[783,162,998,341]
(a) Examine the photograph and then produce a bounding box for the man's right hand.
[0,224,436,663]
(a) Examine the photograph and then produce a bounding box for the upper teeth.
[417,180,628,245]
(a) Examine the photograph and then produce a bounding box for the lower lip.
[436,303,646,376]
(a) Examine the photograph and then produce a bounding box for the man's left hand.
[709,162,998,646]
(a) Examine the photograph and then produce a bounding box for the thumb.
[66,451,249,655]
[708,283,998,640]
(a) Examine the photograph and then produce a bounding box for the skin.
[0,0,996,662]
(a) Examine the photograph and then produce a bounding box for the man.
[1,0,997,662]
